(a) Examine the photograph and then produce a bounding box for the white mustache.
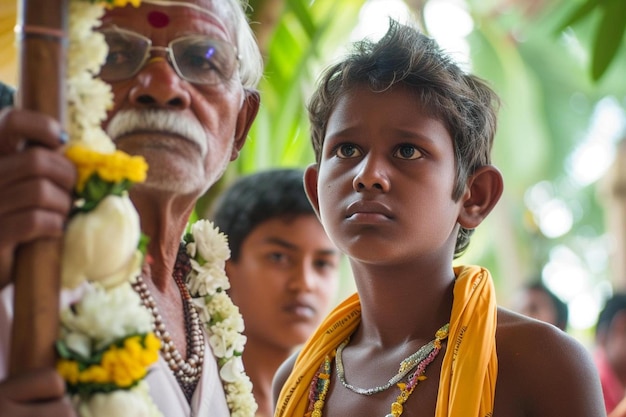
[106,109,207,156]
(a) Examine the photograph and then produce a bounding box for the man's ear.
[304,163,321,218]
[457,165,503,229]
[230,89,260,161]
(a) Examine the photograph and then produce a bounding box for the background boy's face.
[310,85,462,264]
[226,215,340,349]
[513,288,560,328]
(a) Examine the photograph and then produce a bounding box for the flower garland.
[56,1,257,416]
[184,220,257,416]
[57,1,162,416]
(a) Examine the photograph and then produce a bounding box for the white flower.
[61,194,141,289]
[184,220,257,416]
[60,283,152,351]
[219,356,245,383]
[189,220,230,265]
[76,381,161,417]
[64,331,92,358]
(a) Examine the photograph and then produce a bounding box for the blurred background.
[2,0,625,344]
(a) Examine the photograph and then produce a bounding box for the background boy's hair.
[525,280,569,331]
[596,293,626,339]
[211,168,315,261]
[307,19,500,257]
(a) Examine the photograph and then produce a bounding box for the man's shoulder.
[0,83,15,109]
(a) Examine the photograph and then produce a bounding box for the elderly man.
[0,0,262,416]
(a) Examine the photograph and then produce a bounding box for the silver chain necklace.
[335,324,449,396]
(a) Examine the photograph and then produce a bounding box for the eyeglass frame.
[98,26,241,86]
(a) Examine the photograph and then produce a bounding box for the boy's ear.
[457,165,503,229]
[304,163,321,218]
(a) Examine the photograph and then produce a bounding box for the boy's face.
[513,288,561,328]
[226,215,340,349]
[308,85,463,264]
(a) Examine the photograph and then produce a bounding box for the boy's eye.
[314,258,338,273]
[268,252,289,264]
[394,144,423,160]
[336,144,362,159]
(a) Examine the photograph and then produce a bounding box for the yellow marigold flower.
[56,359,80,385]
[65,145,148,192]
[142,333,161,366]
[101,349,130,387]
[78,365,110,384]
[102,345,147,388]
[123,335,144,359]
[104,0,141,8]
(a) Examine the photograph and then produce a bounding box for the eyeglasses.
[99,27,240,85]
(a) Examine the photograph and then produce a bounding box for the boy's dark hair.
[307,19,500,257]
[211,168,315,262]
[596,293,626,339]
[526,280,569,331]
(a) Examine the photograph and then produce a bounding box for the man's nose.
[128,57,192,109]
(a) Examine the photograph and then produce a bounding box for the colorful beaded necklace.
[307,323,449,417]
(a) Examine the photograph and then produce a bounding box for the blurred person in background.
[595,293,626,416]
[210,168,341,417]
[512,279,569,331]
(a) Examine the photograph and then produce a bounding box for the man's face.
[100,0,253,196]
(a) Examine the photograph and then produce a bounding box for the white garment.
[0,285,230,417]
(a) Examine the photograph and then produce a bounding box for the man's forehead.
[103,0,235,36]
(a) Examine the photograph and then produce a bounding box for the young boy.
[273,19,605,417]
[210,168,342,417]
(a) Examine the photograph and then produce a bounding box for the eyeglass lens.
[99,29,238,85]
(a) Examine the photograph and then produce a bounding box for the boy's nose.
[353,156,390,192]
[287,263,316,292]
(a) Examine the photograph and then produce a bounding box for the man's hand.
[0,368,76,417]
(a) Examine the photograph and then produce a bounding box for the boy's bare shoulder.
[493,307,605,416]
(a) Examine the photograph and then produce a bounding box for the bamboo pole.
[9,0,67,375]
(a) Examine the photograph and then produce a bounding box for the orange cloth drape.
[275,265,498,417]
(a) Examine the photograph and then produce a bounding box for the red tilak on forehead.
[147,11,170,28]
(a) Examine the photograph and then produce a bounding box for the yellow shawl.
[275,265,497,417]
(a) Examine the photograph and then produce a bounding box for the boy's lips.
[283,301,316,319]
[345,200,393,219]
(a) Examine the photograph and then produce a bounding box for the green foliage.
[558,0,626,81]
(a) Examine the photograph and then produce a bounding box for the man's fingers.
[0,369,66,402]
[0,108,65,155]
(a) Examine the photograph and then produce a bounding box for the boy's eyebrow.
[263,237,339,256]
[327,125,441,142]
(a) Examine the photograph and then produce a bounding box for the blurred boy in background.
[210,168,341,417]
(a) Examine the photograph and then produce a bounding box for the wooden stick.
[9,0,67,375]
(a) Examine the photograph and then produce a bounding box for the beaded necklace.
[307,323,449,417]
[335,325,446,396]
[132,244,205,403]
